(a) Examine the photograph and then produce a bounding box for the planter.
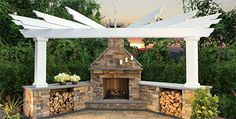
[59,82,66,85]
[72,81,78,85]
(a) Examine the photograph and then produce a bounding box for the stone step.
[85,99,147,110]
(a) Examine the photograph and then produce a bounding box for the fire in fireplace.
[103,78,129,99]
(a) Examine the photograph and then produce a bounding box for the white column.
[33,37,48,88]
[184,37,200,88]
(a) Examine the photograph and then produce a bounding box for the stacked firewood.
[49,90,74,115]
[159,89,182,117]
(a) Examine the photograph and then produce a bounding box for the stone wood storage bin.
[139,81,211,119]
[23,81,93,118]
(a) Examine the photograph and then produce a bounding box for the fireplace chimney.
[108,38,124,48]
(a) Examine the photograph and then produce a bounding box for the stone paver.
[51,110,177,119]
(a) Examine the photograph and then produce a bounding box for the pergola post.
[33,37,48,88]
[184,37,200,88]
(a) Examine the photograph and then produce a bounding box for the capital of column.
[33,37,49,42]
[184,37,201,42]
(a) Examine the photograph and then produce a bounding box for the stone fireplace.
[90,38,142,101]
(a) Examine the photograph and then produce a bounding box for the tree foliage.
[183,0,221,16]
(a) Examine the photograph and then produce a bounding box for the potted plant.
[70,74,81,84]
[54,73,70,85]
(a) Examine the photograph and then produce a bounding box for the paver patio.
[49,110,178,119]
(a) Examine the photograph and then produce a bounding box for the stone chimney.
[107,38,124,47]
[90,38,142,70]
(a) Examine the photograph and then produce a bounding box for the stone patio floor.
[49,110,178,119]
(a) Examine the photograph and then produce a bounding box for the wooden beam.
[65,6,105,29]
[33,11,92,29]
[141,11,197,28]
[127,6,163,28]
[20,28,214,38]
[10,14,68,29]
[168,19,222,28]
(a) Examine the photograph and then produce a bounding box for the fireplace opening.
[103,78,129,99]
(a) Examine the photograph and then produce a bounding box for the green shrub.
[218,94,236,118]
[191,88,219,119]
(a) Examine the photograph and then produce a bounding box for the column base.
[33,82,48,88]
[184,83,200,89]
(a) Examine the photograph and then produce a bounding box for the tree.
[182,0,221,16]
[210,9,236,45]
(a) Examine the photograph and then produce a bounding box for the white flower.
[70,74,81,82]
[54,73,70,82]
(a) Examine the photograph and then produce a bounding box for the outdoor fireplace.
[103,78,129,99]
[90,38,142,100]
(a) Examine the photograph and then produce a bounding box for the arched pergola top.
[10,6,221,88]
[10,6,221,39]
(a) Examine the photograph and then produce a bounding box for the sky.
[95,0,236,49]
[96,0,236,24]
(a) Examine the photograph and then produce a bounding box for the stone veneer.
[23,87,50,117]
[182,90,195,119]
[73,84,93,110]
[139,84,160,112]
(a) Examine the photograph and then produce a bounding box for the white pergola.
[10,6,221,88]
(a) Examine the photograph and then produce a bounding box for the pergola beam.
[20,28,214,38]
[168,19,222,28]
[10,14,68,29]
[33,11,92,29]
[127,6,163,28]
[141,11,197,28]
[65,6,105,29]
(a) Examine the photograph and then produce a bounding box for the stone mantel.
[23,81,92,90]
[140,81,212,90]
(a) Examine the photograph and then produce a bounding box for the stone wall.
[182,89,195,119]
[139,84,160,112]
[23,88,50,118]
[74,84,93,110]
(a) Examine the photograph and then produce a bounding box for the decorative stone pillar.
[184,37,200,88]
[182,89,195,119]
[23,87,50,118]
[33,37,48,88]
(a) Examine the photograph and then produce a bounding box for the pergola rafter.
[33,11,92,29]
[10,6,221,88]
[127,6,164,28]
